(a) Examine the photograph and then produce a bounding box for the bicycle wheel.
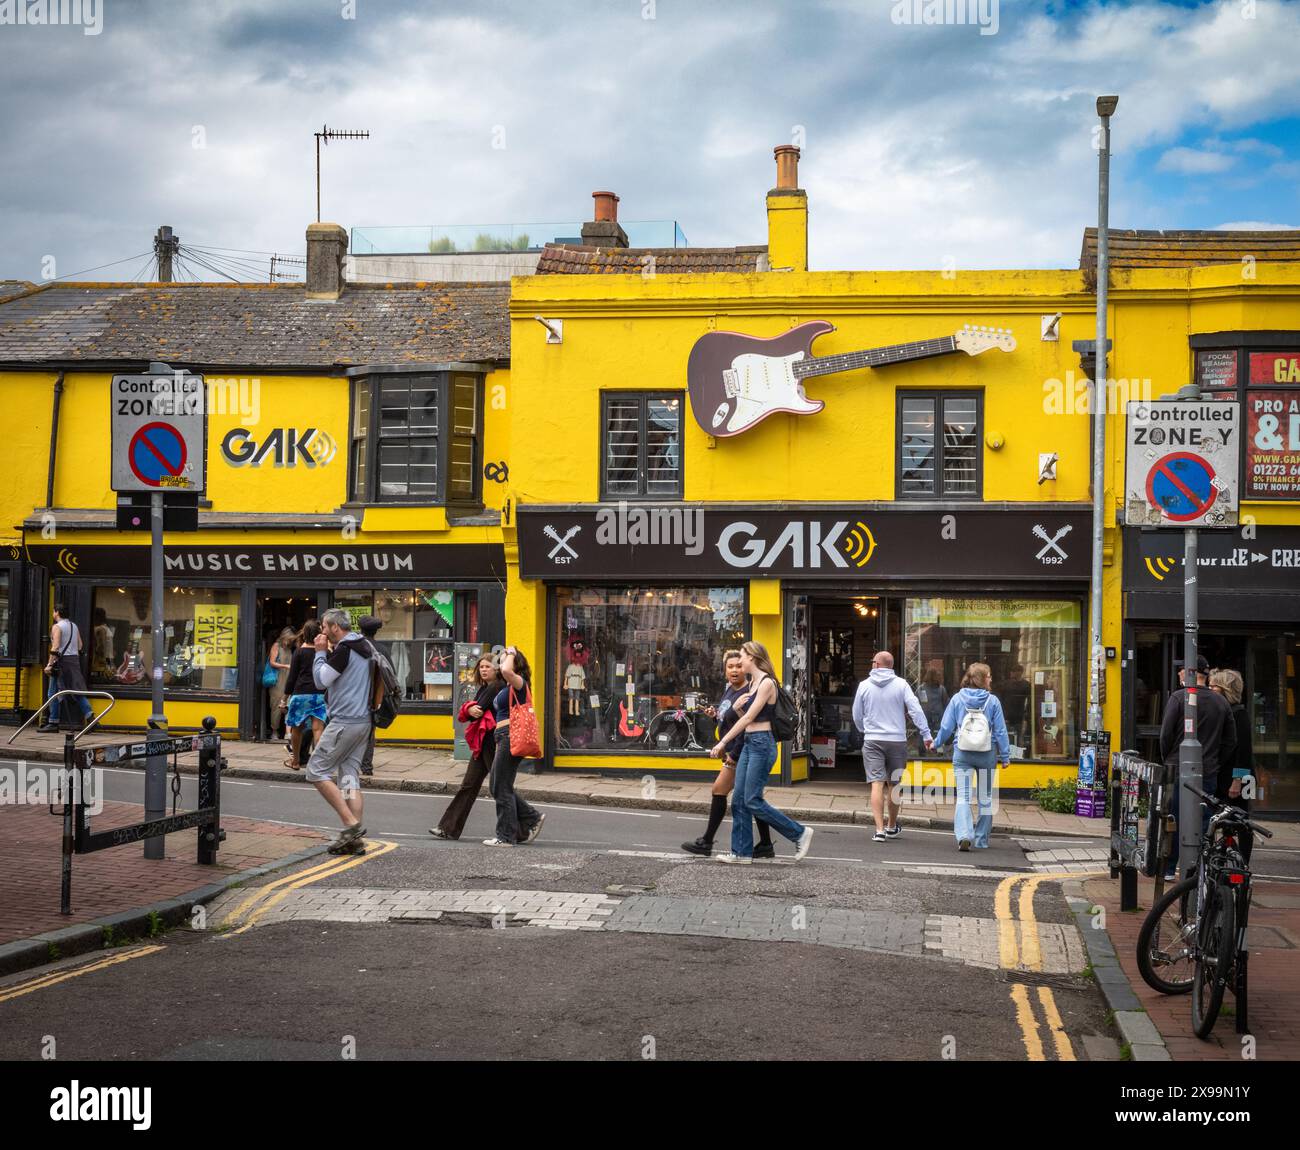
[1191,881,1236,1039]
[1136,877,1197,994]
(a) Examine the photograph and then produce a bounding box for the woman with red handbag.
[484,647,544,847]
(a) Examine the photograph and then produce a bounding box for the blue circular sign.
[128,421,187,487]
[1145,451,1217,522]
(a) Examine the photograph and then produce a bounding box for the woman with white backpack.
[933,663,1011,851]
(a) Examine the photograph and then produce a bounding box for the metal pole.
[60,731,74,914]
[316,133,322,223]
[144,490,167,859]
[1179,525,1202,877]
[1089,95,1117,735]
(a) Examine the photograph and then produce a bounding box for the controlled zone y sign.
[1124,398,1239,527]
[110,369,206,494]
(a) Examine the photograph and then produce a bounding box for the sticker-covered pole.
[144,488,167,859]
[1179,524,1201,878]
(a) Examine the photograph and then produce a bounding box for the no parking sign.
[110,365,206,493]
[1125,398,1239,527]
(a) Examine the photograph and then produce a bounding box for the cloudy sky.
[1,0,1296,282]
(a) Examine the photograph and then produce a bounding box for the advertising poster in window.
[194,603,238,667]
[1245,389,1300,498]
[1195,350,1238,390]
[1249,351,1300,386]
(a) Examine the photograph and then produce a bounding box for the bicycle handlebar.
[1182,782,1275,839]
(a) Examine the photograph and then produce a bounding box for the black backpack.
[761,675,800,743]
[365,639,402,729]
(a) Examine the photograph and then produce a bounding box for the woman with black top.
[1210,668,1256,862]
[430,654,500,840]
[681,649,775,858]
[283,619,327,770]
[483,646,544,846]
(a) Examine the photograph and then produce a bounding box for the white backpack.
[956,698,992,752]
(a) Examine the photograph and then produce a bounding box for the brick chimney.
[581,191,628,248]
[306,222,348,299]
[766,145,807,272]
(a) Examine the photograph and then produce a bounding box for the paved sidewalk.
[1083,874,1300,1061]
[1,726,1158,840]
[0,801,329,972]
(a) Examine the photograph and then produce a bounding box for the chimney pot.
[773,145,801,191]
[305,222,348,299]
[592,191,620,222]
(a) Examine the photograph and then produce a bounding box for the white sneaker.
[715,853,752,865]
[794,827,814,861]
[482,838,513,847]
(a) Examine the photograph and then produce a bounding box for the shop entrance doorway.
[255,591,319,742]
[807,596,891,780]
[1130,626,1297,813]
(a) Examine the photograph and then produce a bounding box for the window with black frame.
[897,391,982,499]
[601,393,683,500]
[349,372,483,505]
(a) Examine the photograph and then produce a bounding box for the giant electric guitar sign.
[686,322,1015,436]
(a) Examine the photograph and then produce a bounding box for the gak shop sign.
[518,504,1091,580]
[221,427,337,467]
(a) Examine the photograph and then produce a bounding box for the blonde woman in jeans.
[709,641,814,865]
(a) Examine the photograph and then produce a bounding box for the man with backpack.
[306,608,374,854]
[851,651,934,843]
[933,663,1011,851]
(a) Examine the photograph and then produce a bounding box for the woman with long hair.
[933,662,1010,851]
[483,646,544,846]
[709,640,813,865]
[431,653,501,840]
[1210,667,1255,861]
[283,619,327,770]
[267,626,295,740]
[681,648,776,858]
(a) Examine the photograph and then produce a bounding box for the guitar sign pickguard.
[716,351,821,434]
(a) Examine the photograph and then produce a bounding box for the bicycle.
[1135,782,1273,1039]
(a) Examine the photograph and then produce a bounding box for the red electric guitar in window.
[686,321,1015,437]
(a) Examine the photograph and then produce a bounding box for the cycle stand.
[8,691,226,915]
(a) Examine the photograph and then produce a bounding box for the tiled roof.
[535,243,768,274]
[1081,228,1300,287]
[0,281,509,367]
[0,280,34,303]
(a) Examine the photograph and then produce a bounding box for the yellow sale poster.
[194,604,239,667]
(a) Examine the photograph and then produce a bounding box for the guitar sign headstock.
[954,324,1016,356]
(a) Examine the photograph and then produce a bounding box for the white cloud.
[1157,147,1237,174]
[1214,220,1300,231]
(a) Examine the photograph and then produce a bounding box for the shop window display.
[88,587,241,692]
[903,597,1081,761]
[333,589,476,703]
[554,586,745,752]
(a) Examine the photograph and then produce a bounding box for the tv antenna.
[314,124,370,221]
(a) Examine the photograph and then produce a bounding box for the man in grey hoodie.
[851,651,933,842]
[305,608,371,852]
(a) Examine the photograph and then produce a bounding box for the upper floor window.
[601,392,683,500]
[349,372,483,507]
[897,390,983,499]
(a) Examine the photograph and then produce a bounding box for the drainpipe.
[46,370,64,510]
[1089,96,1118,735]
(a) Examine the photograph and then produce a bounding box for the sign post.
[110,363,206,859]
[1125,390,1240,880]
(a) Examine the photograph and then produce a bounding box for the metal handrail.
[7,690,116,746]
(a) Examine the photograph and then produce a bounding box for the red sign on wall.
[1246,390,1300,498]
[1250,351,1300,385]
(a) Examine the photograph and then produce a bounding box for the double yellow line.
[0,945,165,1005]
[996,869,1103,1062]
[219,838,397,938]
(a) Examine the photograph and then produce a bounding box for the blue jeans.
[731,732,805,856]
[953,764,994,848]
[46,666,92,726]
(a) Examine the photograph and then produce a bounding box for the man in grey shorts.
[307,608,372,853]
[851,651,933,842]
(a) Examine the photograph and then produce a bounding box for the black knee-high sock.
[703,794,728,843]
[755,817,772,845]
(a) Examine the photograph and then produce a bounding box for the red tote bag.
[508,684,542,759]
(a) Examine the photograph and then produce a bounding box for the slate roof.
[0,280,34,303]
[0,281,510,368]
[535,243,768,274]
[1081,228,1300,288]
